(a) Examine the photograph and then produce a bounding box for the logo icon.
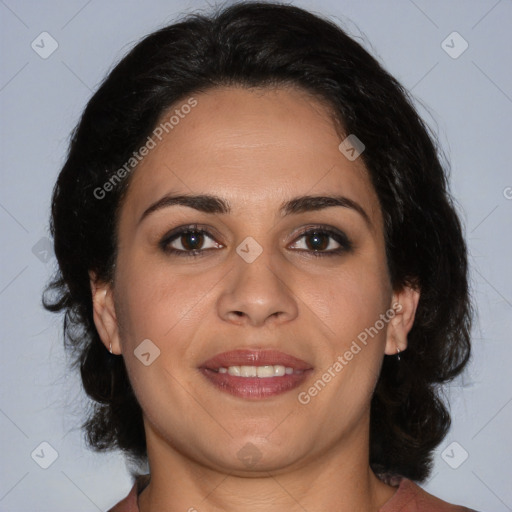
[31,237,54,263]
[236,237,263,263]
[338,134,365,161]
[441,441,469,469]
[134,339,161,366]
[31,32,59,59]
[31,441,59,469]
[441,32,468,59]
[237,442,262,468]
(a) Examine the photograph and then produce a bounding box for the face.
[92,86,418,475]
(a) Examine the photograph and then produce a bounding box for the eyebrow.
[139,193,372,228]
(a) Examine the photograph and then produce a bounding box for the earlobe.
[89,272,121,355]
[384,285,420,356]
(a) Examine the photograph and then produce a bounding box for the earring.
[396,347,401,361]
[109,343,113,354]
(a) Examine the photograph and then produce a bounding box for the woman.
[44,2,478,511]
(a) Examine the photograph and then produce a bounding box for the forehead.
[119,86,382,226]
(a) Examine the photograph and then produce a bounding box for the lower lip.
[199,368,312,399]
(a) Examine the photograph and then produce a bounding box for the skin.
[91,86,420,512]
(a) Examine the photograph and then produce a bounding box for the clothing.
[108,474,478,511]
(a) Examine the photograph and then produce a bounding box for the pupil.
[307,232,328,251]
[182,232,203,250]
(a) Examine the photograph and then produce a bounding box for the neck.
[138,425,397,512]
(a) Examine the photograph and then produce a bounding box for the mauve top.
[108,474,478,511]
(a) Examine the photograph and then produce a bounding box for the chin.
[208,435,306,475]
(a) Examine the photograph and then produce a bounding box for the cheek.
[302,264,391,346]
[297,271,390,427]
[115,267,207,411]
[115,259,212,344]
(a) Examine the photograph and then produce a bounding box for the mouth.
[199,349,313,400]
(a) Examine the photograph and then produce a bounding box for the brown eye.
[304,231,330,251]
[160,227,223,256]
[289,227,353,256]
[179,231,205,251]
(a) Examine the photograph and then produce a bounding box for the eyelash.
[159,224,353,258]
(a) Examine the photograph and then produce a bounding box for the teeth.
[273,365,285,377]
[241,365,257,377]
[227,366,241,376]
[221,365,296,377]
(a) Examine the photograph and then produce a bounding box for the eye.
[160,225,223,256]
[288,227,352,256]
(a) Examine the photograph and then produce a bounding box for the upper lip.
[200,349,313,371]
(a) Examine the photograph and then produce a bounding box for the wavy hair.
[44,1,472,481]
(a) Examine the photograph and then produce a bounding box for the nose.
[216,246,299,327]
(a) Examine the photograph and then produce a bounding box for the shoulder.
[379,477,479,512]
[108,475,150,512]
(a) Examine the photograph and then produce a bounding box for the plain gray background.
[0,1,511,510]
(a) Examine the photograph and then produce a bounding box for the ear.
[89,271,121,355]
[384,284,420,356]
